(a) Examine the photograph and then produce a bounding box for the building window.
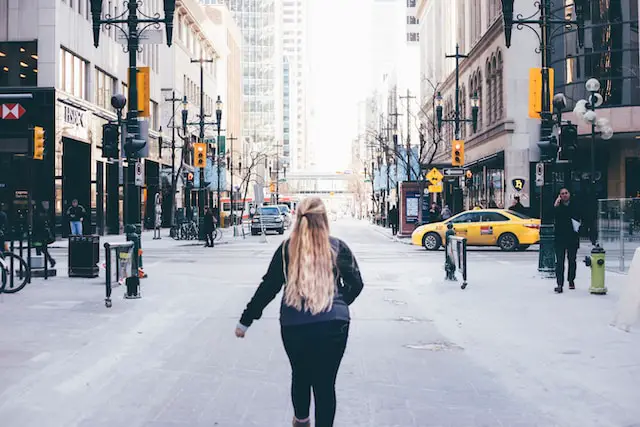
[496,51,503,119]
[0,41,38,87]
[150,100,159,130]
[95,68,116,110]
[59,48,87,99]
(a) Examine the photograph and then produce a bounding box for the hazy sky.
[307,0,373,172]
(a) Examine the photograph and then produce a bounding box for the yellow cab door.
[473,211,509,245]
[449,211,483,244]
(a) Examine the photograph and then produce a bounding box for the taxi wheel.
[422,232,442,251]
[498,233,519,251]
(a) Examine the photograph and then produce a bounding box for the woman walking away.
[236,197,364,427]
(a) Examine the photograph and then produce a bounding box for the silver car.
[277,205,293,228]
[251,206,285,235]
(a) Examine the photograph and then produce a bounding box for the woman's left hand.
[235,327,246,338]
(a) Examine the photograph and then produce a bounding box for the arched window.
[486,59,493,125]
[460,85,467,138]
[497,50,504,119]
[476,68,483,131]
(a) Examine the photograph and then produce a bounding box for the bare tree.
[365,75,444,226]
[236,149,270,237]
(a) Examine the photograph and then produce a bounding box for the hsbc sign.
[1,103,26,120]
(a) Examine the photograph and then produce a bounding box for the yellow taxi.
[411,209,540,251]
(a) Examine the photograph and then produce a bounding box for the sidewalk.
[48,227,246,249]
[369,223,413,244]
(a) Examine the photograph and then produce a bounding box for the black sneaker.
[554,285,564,293]
[569,282,575,290]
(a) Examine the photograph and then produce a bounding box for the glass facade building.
[550,0,640,108]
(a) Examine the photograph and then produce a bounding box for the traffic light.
[452,140,465,166]
[101,123,120,159]
[33,126,45,160]
[185,172,194,189]
[538,125,560,162]
[193,143,206,168]
[558,123,578,162]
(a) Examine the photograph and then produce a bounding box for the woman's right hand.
[235,327,246,338]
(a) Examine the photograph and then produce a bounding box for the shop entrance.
[62,137,91,237]
[626,157,640,198]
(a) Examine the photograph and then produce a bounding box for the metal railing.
[597,198,640,273]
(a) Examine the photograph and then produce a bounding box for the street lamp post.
[215,96,223,224]
[190,58,214,218]
[227,134,238,234]
[573,78,614,245]
[500,0,585,276]
[90,0,175,282]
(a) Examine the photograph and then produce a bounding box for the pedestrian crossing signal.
[33,126,45,160]
[193,143,206,168]
[186,172,194,189]
[452,140,464,166]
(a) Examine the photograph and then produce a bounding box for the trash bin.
[68,235,100,278]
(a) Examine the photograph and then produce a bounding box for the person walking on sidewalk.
[554,188,581,293]
[388,205,399,236]
[203,207,216,248]
[510,196,527,215]
[33,202,56,268]
[235,197,364,427]
[66,199,85,236]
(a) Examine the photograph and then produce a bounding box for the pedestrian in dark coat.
[203,207,216,247]
[236,197,364,427]
[510,196,527,215]
[34,203,56,268]
[388,205,399,235]
[554,188,581,293]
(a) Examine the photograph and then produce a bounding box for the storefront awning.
[464,151,504,169]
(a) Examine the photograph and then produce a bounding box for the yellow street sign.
[528,67,554,119]
[137,66,151,117]
[426,167,443,184]
[428,184,443,193]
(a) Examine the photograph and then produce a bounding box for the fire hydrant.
[584,245,607,295]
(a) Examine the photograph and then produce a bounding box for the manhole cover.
[384,298,407,305]
[404,342,463,351]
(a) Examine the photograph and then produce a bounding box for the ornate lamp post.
[500,0,585,276]
[215,96,224,224]
[90,0,176,282]
[573,78,614,245]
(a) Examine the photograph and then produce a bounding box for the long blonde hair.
[284,197,335,314]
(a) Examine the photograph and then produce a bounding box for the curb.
[369,224,413,245]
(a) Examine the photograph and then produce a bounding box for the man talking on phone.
[553,188,581,293]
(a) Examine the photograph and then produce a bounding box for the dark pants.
[204,230,214,247]
[36,245,55,267]
[281,320,349,427]
[555,240,578,286]
[391,222,398,235]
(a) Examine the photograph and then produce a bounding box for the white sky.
[307,0,373,172]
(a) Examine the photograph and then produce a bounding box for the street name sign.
[443,168,465,177]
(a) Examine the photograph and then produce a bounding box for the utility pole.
[191,58,214,218]
[400,89,416,181]
[227,134,238,234]
[164,90,182,226]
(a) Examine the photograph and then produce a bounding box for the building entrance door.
[62,137,91,237]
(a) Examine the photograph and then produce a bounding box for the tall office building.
[202,0,281,158]
[281,0,309,171]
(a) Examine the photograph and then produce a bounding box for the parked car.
[411,209,540,251]
[251,206,285,235]
[277,204,293,228]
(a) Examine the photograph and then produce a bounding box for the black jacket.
[66,205,85,222]
[239,237,364,328]
[510,202,527,215]
[554,201,581,246]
